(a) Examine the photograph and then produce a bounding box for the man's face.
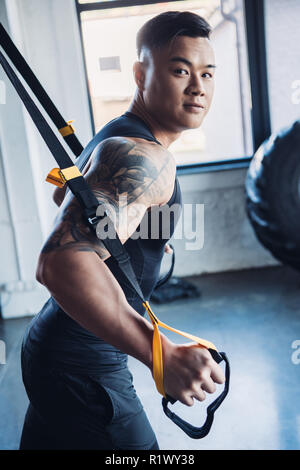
[140,35,216,133]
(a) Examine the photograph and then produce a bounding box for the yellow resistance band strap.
[142,301,218,397]
[45,165,82,188]
[59,120,75,137]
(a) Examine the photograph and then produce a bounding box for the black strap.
[0,23,83,157]
[154,243,175,289]
[75,132,105,171]
[87,217,145,302]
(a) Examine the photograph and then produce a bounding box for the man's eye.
[174,68,188,75]
[202,72,213,78]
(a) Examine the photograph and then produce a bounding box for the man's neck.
[127,97,181,149]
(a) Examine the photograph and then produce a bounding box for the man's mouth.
[184,103,205,108]
[183,103,205,113]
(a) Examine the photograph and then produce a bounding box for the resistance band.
[0,24,230,438]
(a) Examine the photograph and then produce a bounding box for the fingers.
[191,389,206,403]
[210,361,226,384]
[185,391,205,407]
[201,368,217,393]
[182,395,195,407]
[191,369,216,403]
[164,243,173,254]
[179,368,219,406]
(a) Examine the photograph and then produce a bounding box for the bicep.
[38,248,132,340]
[40,249,126,308]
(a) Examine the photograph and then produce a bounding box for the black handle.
[162,351,230,439]
[155,244,175,289]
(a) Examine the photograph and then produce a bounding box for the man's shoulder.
[91,135,175,175]
[88,136,176,207]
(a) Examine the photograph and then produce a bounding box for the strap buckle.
[59,120,75,137]
[46,165,82,187]
[88,215,101,225]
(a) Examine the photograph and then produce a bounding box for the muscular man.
[20,11,225,450]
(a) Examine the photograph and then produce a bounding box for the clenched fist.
[160,335,225,406]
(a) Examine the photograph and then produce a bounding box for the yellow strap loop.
[45,167,65,188]
[143,300,218,397]
[59,120,75,137]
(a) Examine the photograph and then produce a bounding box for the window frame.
[75,0,271,175]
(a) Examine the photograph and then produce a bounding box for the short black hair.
[136,11,212,58]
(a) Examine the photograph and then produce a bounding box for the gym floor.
[0,264,299,450]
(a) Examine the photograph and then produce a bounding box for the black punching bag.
[245,120,300,271]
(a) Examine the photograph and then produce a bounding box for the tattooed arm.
[36,136,176,370]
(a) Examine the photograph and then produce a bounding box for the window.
[264,0,300,135]
[76,0,253,166]
[99,56,121,72]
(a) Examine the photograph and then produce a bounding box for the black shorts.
[19,346,159,450]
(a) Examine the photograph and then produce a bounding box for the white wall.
[165,167,277,278]
[0,0,47,318]
[0,0,278,318]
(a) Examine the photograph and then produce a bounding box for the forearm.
[40,250,154,370]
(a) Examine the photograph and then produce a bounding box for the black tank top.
[23,112,182,371]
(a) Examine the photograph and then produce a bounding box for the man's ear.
[133,61,145,90]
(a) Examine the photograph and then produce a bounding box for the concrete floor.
[0,265,300,450]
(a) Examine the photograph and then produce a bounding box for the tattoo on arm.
[88,138,168,206]
[41,137,172,260]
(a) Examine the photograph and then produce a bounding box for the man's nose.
[186,75,205,96]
